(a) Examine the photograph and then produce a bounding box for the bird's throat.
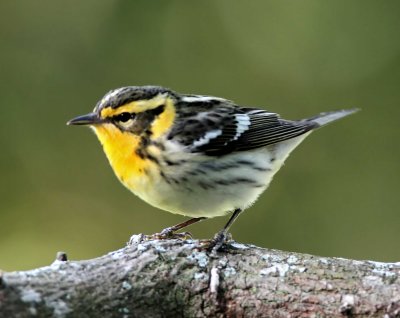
[92,124,156,191]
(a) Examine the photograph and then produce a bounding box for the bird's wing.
[169,98,315,156]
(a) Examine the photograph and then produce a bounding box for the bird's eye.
[114,112,134,123]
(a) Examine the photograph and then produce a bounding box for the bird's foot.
[153,227,193,240]
[206,231,233,254]
[127,229,193,245]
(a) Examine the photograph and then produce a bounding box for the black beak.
[67,113,102,126]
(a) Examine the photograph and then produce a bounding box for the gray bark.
[0,236,399,317]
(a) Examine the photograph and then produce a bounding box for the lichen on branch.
[0,237,399,317]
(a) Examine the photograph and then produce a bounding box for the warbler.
[67,86,358,250]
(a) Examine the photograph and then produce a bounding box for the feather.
[169,95,356,156]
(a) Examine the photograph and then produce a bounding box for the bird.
[67,86,358,250]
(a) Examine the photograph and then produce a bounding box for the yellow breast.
[92,124,158,193]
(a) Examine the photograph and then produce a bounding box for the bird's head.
[67,86,177,139]
[67,86,178,185]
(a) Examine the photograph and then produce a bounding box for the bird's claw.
[206,231,233,253]
[127,230,193,245]
[153,230,193,240]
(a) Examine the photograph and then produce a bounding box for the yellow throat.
[91,96,176,192]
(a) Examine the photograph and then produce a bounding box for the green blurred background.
[1,0,399,271]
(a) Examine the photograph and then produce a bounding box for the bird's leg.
[129,217,207,244]
[158,217,207,239]
[208,208,243,252]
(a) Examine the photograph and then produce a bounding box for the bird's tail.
[305,108,360,128]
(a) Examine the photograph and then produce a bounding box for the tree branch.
[1,236,399,317]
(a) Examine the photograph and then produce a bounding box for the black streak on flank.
[165,159,187,166]
[165,159,178,166]
[187,169,206,176]
[198,162,239,171]
[146,153,160,165]
[252,183,265,188]
[160,171,171,184]
[195,169,207,175]
[215,179,230,186]
[171,178,180,184]
[198,181,215,190]
[253,166,272,172]
[214,178,260,186]
[229,160,271,172]
[233,177,258,184]
[235,159,254,166]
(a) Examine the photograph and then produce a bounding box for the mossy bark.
[1,237,399,317]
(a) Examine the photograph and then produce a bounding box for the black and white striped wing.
[169,104,315,156]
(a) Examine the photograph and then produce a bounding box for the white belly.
[130,133,311,218]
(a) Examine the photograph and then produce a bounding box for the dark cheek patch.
[128,104,166,135]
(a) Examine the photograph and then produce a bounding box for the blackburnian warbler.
[67,86,358,250]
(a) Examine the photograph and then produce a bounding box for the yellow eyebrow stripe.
[100,103,137,118]
[150,98,176,138]
[100,94,168,118]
